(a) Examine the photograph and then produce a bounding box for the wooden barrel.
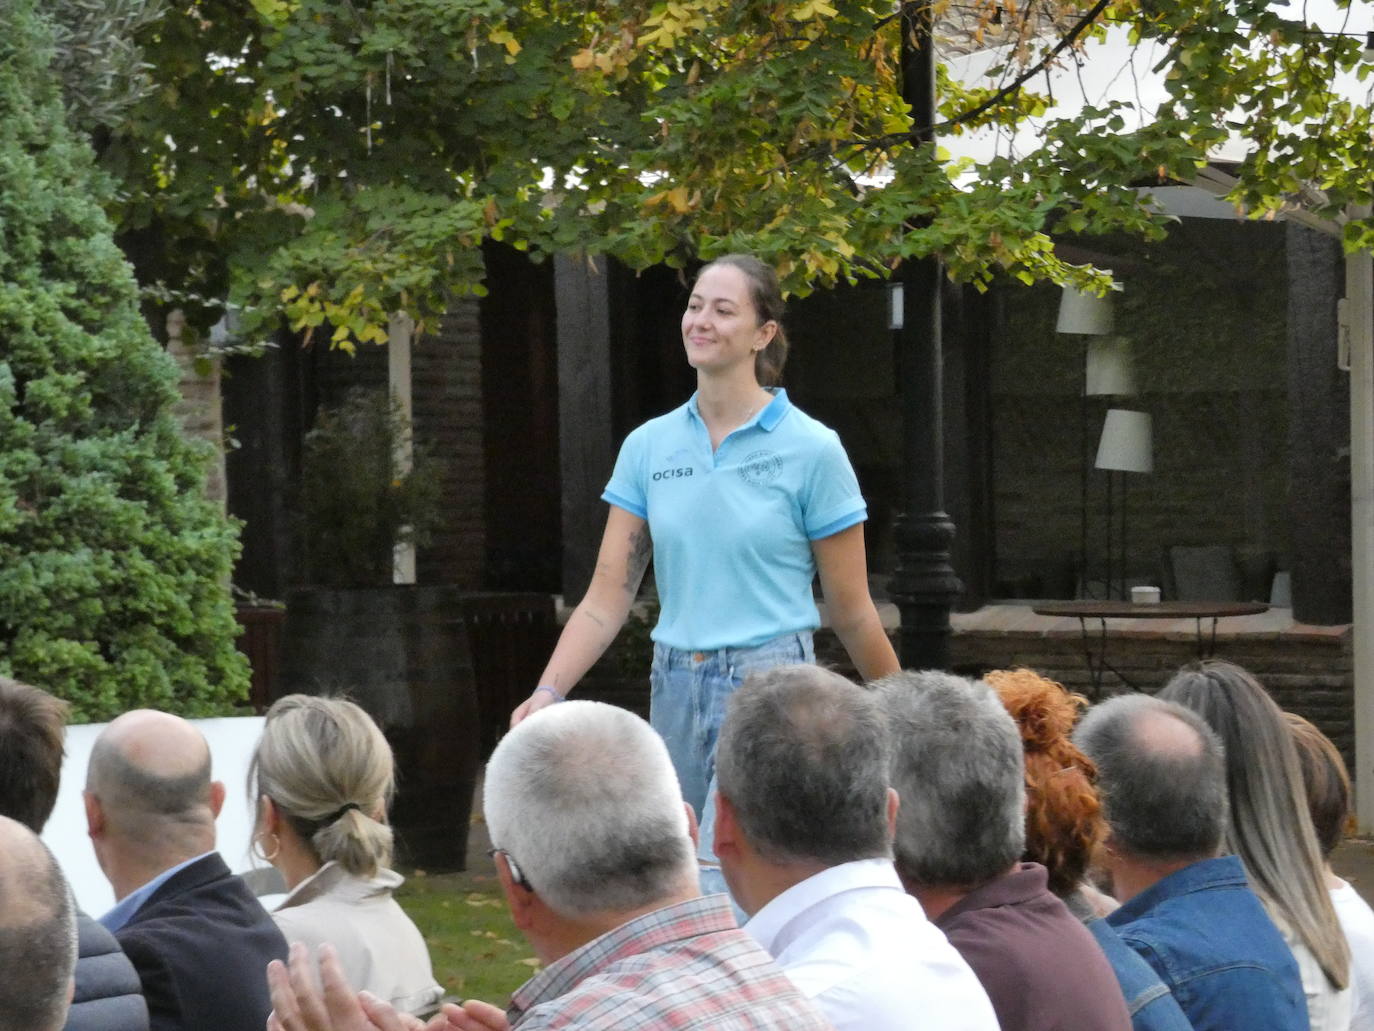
[280,585,479,871]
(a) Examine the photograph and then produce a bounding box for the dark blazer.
[114,852,289,1031]
[67,909,149,1031]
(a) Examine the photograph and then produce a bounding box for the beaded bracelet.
[535,684,566,703]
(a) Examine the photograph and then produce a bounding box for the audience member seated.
[987,667,1192,1031]
[711,664,997,1030]
[86,709,288,1031]
[0,814,78,1031]
[1287,712,1374,1030]
[0,676,147,1031]
[267,700,832,1030]
[874,670,1131,1031]
[1075,693,1306,1031]
[250,694,442,1016]
[1161,661,1352,1030]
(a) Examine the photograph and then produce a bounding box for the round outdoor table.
[1030,601,1270,698]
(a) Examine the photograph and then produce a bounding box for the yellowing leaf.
[666,186,691,213]
[488,28,522,58]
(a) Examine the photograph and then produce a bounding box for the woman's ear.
[259,794,279,831]
[754,320,778,351]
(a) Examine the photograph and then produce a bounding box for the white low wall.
[43,717,268,915]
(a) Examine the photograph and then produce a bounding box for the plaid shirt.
[507,894,833,1029]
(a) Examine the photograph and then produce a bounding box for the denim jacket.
[1106,856,1306,1031]
[1085,915,1194,1031]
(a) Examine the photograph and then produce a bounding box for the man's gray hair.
[715,665,891,866]
[874,670,1026,888]
[484,701,696,918]
[0,817,77,1031]
[1073,693,1227,862]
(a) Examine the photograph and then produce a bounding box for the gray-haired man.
[1075,693,1306,1031]
[266,700,831,1031]
[875,670,1131,1031]
[712,664,997,1031]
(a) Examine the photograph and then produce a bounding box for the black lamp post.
[887,0,963,670]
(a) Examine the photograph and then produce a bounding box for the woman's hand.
[509,687,560,729]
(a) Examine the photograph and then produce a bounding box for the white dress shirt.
[1333,880,1374,1031]
[745,857,1000,1031]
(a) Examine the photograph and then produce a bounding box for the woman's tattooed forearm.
[624,526,653,593]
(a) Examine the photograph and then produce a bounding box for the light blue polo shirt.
[602,388,867,651]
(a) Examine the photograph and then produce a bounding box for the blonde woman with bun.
[249,694,442,1016]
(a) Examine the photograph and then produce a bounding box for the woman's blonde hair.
[250,694,395,879]
[1161,661,1350,990]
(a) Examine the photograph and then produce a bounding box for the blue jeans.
[649,632,814,893]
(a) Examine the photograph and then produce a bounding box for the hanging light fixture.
[1095,409,1153,473]
[1085,337,1138,396]
[1057,284,1116,335]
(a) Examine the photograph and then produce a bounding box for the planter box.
[281,585,480,872]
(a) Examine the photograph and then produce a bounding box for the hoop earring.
[253,830,280,863]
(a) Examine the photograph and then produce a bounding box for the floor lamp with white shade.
[1095,408,1154,600]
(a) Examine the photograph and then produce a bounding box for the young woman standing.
[511,254,900,886]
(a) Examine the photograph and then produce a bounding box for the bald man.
[85,710,287,1031]
[0,815,77,1031]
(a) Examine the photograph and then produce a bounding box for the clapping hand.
[267,943,510,1031]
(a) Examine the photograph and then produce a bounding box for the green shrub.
[0,1,249,721]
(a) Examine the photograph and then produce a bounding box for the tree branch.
[936,0,1113,131]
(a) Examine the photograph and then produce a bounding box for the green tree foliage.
[48,0,166,134]
[103,0,1374,344]
[0,0,249,720]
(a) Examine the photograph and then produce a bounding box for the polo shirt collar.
[935,862,1050,929]
[686,388,792,433]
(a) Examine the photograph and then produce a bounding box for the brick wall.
[167,316,226,506]
[309,299,485,588]
[414,298,484,588]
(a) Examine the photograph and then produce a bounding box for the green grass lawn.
[395,870,540,1005]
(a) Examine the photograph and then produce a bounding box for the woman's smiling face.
[681,263,776,379]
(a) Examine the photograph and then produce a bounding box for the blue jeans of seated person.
[649,632,815,900]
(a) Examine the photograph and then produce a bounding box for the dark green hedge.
[0,2,249,721]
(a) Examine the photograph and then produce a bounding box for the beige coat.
[272,862,443,1015]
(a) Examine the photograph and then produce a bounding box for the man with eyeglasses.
[266,700,831,1030]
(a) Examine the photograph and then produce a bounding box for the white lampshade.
[1057,285,1115,335]
[1095,409,1153,473]
[1085,337,1137,396]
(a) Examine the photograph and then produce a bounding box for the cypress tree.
[0,1,249,719]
